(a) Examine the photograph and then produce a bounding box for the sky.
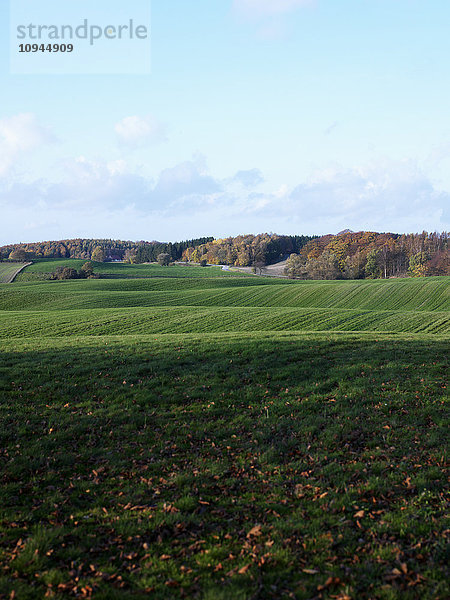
[1,0,450,245]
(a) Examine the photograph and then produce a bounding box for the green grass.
[0,306,448,337]
[0,260,448,599]
[0,262,27,284]
[15,259,248,280]
[2,277,449,313]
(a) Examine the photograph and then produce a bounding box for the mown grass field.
[0,260,448,599]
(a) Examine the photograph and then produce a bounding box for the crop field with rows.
[2,273,449,313]
[0,259,448,600]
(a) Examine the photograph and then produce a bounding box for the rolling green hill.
[2,276,449,313]
[2,266,449,336]
[0,305,448,337]
[15,259,247,280]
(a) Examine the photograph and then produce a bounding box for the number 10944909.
[19,43,74,53]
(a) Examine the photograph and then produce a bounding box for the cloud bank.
[0,113,447,244]
[0,151,447,245]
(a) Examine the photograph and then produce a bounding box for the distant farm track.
[0,262,32,284]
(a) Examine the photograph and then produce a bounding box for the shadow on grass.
[0,334,448,599]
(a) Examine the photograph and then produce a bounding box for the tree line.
[0,234,314,266]
[284,231,449,279]
[181,234,315,267]
[2,231,448,279]
[0,237,214,263]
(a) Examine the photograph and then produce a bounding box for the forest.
[1,230,448,279]
[284,230,449,279]
[0,237,214,263]
[181,231,448,279]
[0,234,313,266]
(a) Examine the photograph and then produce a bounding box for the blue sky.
[1,0,449,245]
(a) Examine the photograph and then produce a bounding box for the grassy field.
[3,276,449,311]
[0,260,448,599]
[0,262,30,284]
[15,260,247,281]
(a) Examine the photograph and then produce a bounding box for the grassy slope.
[0,306,448,337]
[1,273,449,335]
[15,260,248,280]
[0,263,28,284]
[0,260,448,599]
[2,277,450,311]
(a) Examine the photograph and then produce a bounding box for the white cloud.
[231,168,264,187]
[0,113,55,153]
[0,113,56,176]
[153,158,222,205]
[281,160,449,232]
[53,156,153,210]
[233,0,312,18]
[114,115,167,148]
